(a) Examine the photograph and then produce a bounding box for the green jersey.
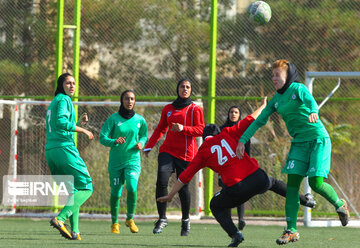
[240,83,329,144]
[100,112,148,169]
[45,93,76,150]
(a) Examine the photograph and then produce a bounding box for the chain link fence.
[1,0,360,216]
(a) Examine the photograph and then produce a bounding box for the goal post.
[304,71,360,227]
[0,99,204,220]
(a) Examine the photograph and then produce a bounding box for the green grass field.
[0,218,358,248]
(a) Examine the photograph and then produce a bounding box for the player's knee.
[308,178,323,192]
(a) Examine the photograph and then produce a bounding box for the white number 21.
[211,139,236,166]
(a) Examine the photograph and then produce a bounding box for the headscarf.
[172,79,193,109]
[277,62,301,94]
[118,89,135,119]
[55,73,72,96]
[220,105,241,130]
[202,124,221,141]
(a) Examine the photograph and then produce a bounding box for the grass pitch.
[0,218,358,247]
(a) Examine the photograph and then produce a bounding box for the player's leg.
[109,169,124,233]
[237,204,246,230]
[308,137,349,226]
[153,152,174,233]
[268,177,316,208]
[124,166,141,233]
[175,157,191,236]
[211,168,269,247]
[47,147,93,240]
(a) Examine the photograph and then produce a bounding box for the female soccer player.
[100,90,148,234]
[158,98,270,247]
[143,79,205,236]
[219,105,315,231]
[46,73,94,240]
[236,59,350,245]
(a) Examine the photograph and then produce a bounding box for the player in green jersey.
[46,73,94,240]
[100,90,148,234]
[236,60,350,245]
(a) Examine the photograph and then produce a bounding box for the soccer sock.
[178,184,191,220]
[70,209,79,233]
[110,195,120,224]
[309,177,343,209]
[58,190,92,222]
[285,186,300,232]
[126,190,137,220]
[237,204,245,221]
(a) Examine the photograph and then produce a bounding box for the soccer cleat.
[180,218,190,236]
[50,217,72,240]
[238,220,246,231]
[304,193,316,208]
[71,232,82,240]
[276,229,300,245]
[111,223,120,234]
[336,199,350,226]
[153,218,168,234]
[228,231,244,247]
[125,219,139,233]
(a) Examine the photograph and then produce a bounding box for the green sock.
[58,190,92,222]
[70,209,79,233]
[126,191,137,220]
[309,177,343,209]
[285,186,300,232]
[110,195,120,224]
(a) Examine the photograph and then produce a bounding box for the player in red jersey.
[144,79,205,236]
[158,98,270,247]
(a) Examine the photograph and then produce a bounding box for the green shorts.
[282,137,331,178]
[46,146,93,192]
[109,166,141,197]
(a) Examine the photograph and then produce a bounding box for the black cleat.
[304,193,316,208]
[153,219,168,234]
[228,231,244,247]
[238,220,246,230]
[180,218,190,236]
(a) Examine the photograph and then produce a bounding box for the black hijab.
[118,90,135,119]
[277,62,301,94]
[55,73,72,96]
[220,105,241,130]
[172,79,193,109]
[202,124,221,141]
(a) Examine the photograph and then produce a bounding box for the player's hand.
[236,141,245,159]
[135,142,143,150]
[85,130,94,140]
[157,195,172,203]
[79,113,89,126]
[308,113,318,123]
[115,137,126,144]
[143,150,150,158]
[171,123,183,132]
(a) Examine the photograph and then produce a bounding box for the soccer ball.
[247,1,272,25]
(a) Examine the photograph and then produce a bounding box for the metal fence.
[1,0,360,216]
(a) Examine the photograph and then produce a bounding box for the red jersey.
[145,103,205,161]
[178,115,259,187]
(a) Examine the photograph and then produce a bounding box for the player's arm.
[181,106,205,136]
[157,151,204,202]
[143,107,169,156]
[135,118,148,150]
[56,99,76,132]
[99,116,119,147]
[75,126,94,140]
[297,84,319,123]
[236,97,273,159]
